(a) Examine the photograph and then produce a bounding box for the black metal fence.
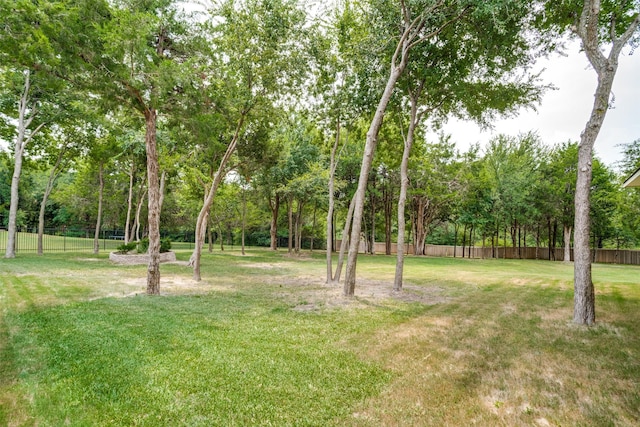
[0,227,196,253]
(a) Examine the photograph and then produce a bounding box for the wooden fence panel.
[335,239,640,266]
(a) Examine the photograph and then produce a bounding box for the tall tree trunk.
[124,160,135,244]
[190,116,243,281]
[269,193,280,251]
[6,70,44,259]
[368,183,376,254]
[93,163,104,255]
[326,119,340,282]
[134,187,147,242]
[563,224,572,263]
[384,183,392,256]
[241,186,246,256]
[333,194,356,283]
[208,222,213,253]
[344,27,412,296]
[38,150,65,255]
[462,224,467,258]
[310,201,317,252]
[144,108,161,295]
[287,195,293,254]
[394,86,424,291]
[572,0,638,325]
[294,200,304,254]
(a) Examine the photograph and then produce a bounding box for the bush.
[137,238,149,253]
[161,237,171,253]
[137,237,171,253]
[116,242,137,254]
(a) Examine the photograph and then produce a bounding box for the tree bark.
[124,160,135,244]
[326,119,340,282]
[241,186,246,256]
[6,70,44,259]
[384,182,392,256]
[269,193,280,251]
[563,224,572,263]
[394,92,421,291]
[287,195,293,254]
[93,162,104,255]
[572,0,639,326]
[333,194,356,283]
[344,22,412,296]
[144,108,161,295]
[190,116,243,281]
[38,149,65,255]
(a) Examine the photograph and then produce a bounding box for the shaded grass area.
[1,250,640,426]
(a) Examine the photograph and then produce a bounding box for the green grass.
[1,249,639,426]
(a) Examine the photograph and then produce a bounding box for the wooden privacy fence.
[338,240,640,266]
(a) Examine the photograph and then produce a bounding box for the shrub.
[137,237,171,253]
[116,242,137,254]
[137,238,149,253]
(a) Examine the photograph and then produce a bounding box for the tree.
[541,0,640,325]
[68,0,201,294]
[343,0,541,296]
[188,0,310,281]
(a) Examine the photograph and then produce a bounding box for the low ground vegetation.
[1,249,638,426]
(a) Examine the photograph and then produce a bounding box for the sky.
[427,39,640,171]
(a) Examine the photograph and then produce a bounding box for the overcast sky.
[428,39,640,171]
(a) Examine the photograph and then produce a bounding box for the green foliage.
[116,241,137,254]
[137,237,171,253]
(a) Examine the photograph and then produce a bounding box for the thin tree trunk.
[333,194,356,283]
[295,200,304,254]
[344,25,412,296]
[241,186,246,256]
[462,224,467,258]
[310,201,317,252]
[572,0,638,325]
[6,70,45,259]
[144,108,161,295]
[326,118,340,282]
[563,224,572,263]
[190,115,244,281]
[93,163,104,255]
[269,193,280,251]
[287,195,293,254]
[208,222,213,253]
[38,150,65,255]
[134,187,147,242]
[394,85,424,291]
[124,160,135,244]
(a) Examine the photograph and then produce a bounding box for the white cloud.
[429,40,640,170]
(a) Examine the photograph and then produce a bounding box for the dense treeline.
[0,0,638,308]
[3,131,640,254]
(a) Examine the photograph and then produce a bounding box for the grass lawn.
[1,249,639,426]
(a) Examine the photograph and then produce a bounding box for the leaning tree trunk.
[38,149,65,255]
[572,0,639,326]
[190,116,243,281]
[333,194,356,283]
[344,25,412,296]
[144,108,161,295]
[93,163,104,255]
